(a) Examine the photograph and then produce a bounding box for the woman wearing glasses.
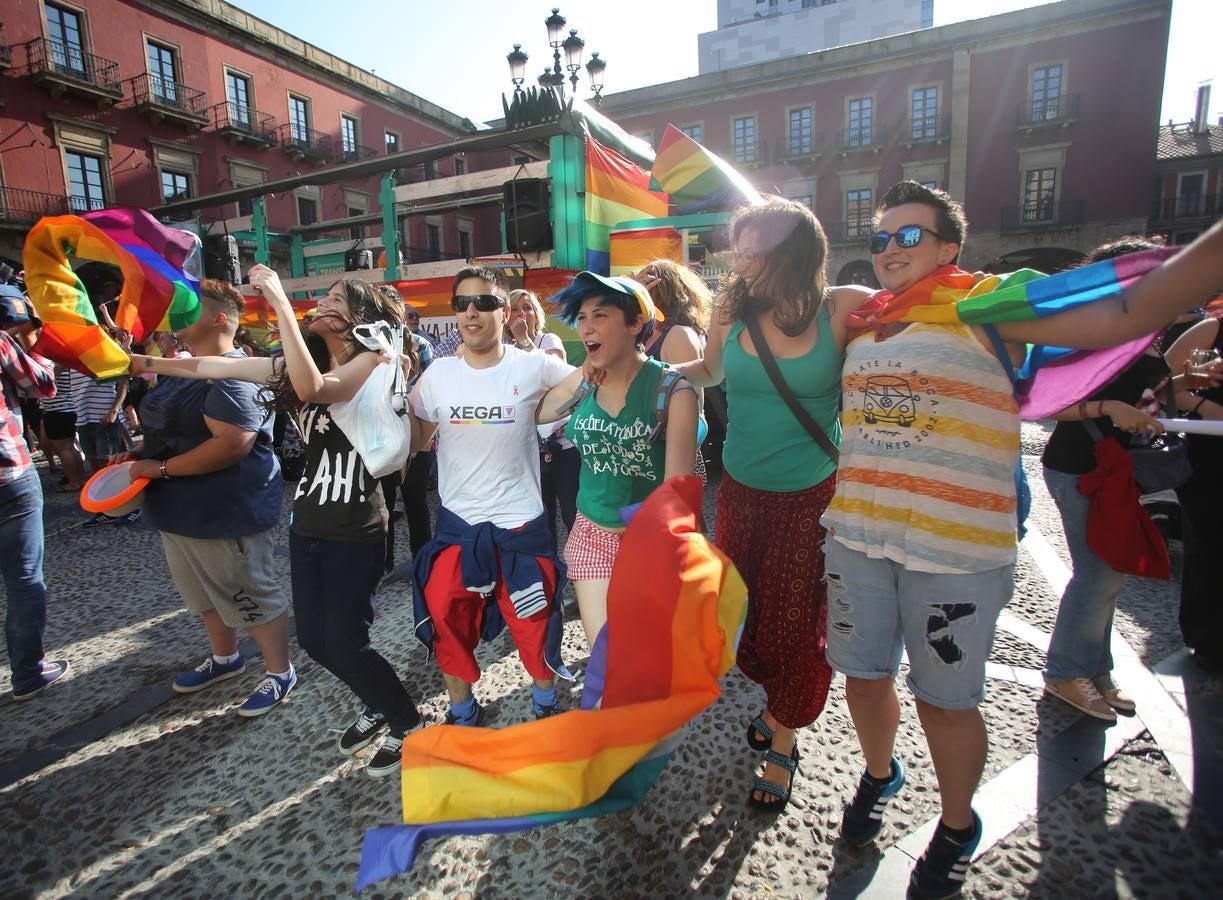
[671,196,873,813]
[131,265,425,778]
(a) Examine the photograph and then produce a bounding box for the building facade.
[610,0,1171,283]
[0,0,506,272]
[699,0,931,75]
[1149,85,1223,247]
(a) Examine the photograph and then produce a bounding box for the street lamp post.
[508,7,605,103]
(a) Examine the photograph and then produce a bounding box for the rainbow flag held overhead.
[585,138,668,275]
[846,247,1179,418]
[23,209,201,381]
[609,226,684,277]
[651,124,762,215]
[356,477,748,891]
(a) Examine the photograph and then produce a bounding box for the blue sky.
[227,0,1218,126]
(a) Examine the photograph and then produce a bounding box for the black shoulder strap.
[742,314,839,462]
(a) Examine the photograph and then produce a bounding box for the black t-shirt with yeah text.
[291,403,386,543]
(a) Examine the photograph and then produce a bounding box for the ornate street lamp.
[506,43,528,93]
[585,51,606,105]
[508,7,605,101]
[562,29,585,94]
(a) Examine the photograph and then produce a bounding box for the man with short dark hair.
[408,266,575,725]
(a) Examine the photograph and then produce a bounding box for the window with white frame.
[680,124,703,143]
[288,95,310,142]
[385,130,400,154]
[45,3,86,75]
[789,107,812,156]
[160,170,190,202]
[226,72,252,127]
[66,150,106,212]
[146,40,178,104]
[341,115,359,158]
[911,87,938,139]
[733,115,756,163]
[848,98,873,147]
[1030,65,1064,121]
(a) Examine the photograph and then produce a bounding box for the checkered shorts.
[563,513,622,581]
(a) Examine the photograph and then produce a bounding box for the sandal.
[747,742,800,814]
[746,712,773,751]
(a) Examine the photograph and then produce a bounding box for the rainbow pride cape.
[24,209,201,381]
[651,124,762,214]
[846,248,1178,418]
[356,477,748,891]
[585,138,668,275]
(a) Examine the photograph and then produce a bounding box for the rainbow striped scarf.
[357,476,748,891]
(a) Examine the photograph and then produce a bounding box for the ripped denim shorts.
[822,537,1014,710]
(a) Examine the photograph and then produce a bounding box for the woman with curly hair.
[133,266,423,777]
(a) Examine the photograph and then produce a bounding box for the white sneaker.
[1045,678,1117,721]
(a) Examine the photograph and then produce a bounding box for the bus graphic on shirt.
[448,404,516,425]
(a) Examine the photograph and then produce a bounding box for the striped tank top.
[821,322,1020,574]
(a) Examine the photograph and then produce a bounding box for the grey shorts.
[161,528,288,629]
[823,538,1013,710]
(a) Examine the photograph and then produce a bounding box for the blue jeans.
[1,468,48,692]
[1043,467,1126,684]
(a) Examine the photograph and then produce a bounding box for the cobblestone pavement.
[2,422,1221,898]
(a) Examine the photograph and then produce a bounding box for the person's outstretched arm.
[130,350,277,383]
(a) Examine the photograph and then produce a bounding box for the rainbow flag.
[356,476,748,890]
[585,138,668,275]
[845,248,1178,418]
[609,226,684,277]
[651,124,761,215]
[24,210,200,381]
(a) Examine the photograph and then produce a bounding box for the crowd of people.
[3,182,1223,898]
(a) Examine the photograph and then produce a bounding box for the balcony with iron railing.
[1016,94,1080,129]
[1000,198,1085,231]
[335,143,378,164]
[132,73,208,128]
[837,124,885,154]
[208,101,278,147]
[0,187,72,226]
[23,37,122,104]
[1150,192,1222,224]
[278,124,333,163]
[0,23,12,69]
[825,219,877,245]
[904,113,952,145]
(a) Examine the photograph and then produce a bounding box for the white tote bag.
[328,322,412,478]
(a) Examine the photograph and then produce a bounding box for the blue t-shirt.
[140,351,282,539]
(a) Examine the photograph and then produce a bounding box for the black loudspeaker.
[503,178,552,252]
[345,248,373,271]
[203,233,240,284]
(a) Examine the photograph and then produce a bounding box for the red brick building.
[600,0,1173,283]
[0,0,506,270]
[1150,85,1223,246]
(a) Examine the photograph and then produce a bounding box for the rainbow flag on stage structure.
[24,209,200,381]
[356,477,748,891]
[651,124,762,215]
[609,226,684,277]
[585,138,668,275]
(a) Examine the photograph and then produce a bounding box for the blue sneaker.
[112,509,142,527]
[237,668,297,718]
[173,655,247,694]
[907,810,983,900]
[82,512,112,528]
[13,659,70,702]
[841,755,906,846]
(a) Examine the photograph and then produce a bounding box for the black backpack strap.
[742,314,839,463]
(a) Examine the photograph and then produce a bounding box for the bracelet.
[1077,400,1090,419]
[1096,401,1106,418]
[159,461,170,479]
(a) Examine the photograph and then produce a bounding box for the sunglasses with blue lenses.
[451,294,506,313]
[869,225,944,255]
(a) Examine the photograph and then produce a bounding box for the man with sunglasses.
[405,307,437,350]
[407,266,576,726]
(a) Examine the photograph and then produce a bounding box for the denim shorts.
[823,538,1014,710]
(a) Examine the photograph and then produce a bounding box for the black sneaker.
[337,708,387,755]
[841,755,906,846]
[366,730,405,777]
[533,703,560,720]
[907,810,983,900]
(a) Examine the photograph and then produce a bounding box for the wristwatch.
[516,338,534,350]
[159,460,170,479]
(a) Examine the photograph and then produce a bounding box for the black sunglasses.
[869,225,944,255]
[405,312,420,320]
[451,294,506,313]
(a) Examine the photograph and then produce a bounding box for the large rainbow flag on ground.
[24,209,200,381]
[585,138,668,275]
[356,477,748,890]
[846,247,1178,418]
[651,124,762,214]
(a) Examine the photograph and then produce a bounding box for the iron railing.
[839,125,879,151]
[278,123,333,160]
[68,195,108,215]
[24,37,121,93]
[0,186,72,224]
[0,23,12,67]
[208,101,278,144]
[1000,198,1085,231]
[1017,93,1080,126]
[824,220,877,244]
[335,143,378,164]
[131,72,208,117]
[1150,192,1222,222]
[907,113,951,142]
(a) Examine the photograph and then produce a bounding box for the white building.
[698,0,933,73]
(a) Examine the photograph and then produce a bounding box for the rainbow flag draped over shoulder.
[585,138,668,275]
[651,124,762,214]
[845,248,1177,418]
[24,209,201,380]
[356,477,748,891]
